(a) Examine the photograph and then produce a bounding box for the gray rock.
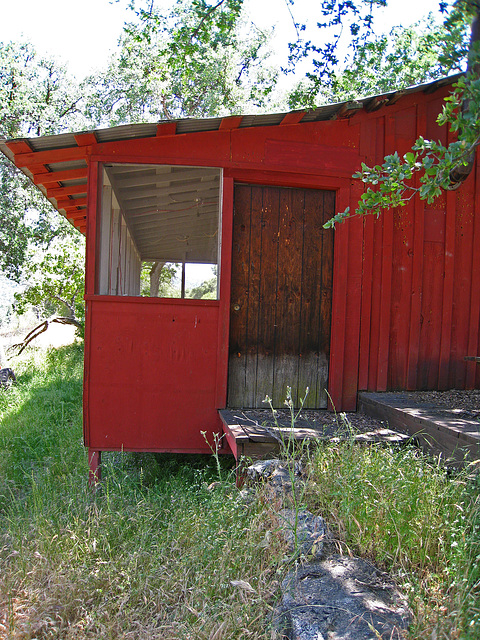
[247,459,303,492]
[280,509,327,559]
[275,555,411,640]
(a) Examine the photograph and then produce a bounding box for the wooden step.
[358,392,480,466]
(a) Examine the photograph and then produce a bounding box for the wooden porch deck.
[358,392,480,465]
[220,391,480,466]
[219,407,410,462]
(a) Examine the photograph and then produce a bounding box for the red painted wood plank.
[34,168,88,186]
[14,145,88,168]
[388,210,415,385]
[367,217,383,389]
[387,107,418,389]
[264,139,360,175]
[91,130,232,165]
[219,116,243,130]
[224,168,348,191]
[449,180,474,388]
[367,117,386,390]
[215,176,234,409]
[358,117,378,390]
[438,191,458,390]
[74,133,97,146]
[65,208,87,220]
[376,114,397,391]
[438,190,456,389]
[280,112,306,125]
[406,105,427,390]
[358,215,374,390]
[419,237,445,389]
[388,209,414,389]
[341,185,364,409]
[46,184,88,198]
[56,197,88,209]
[156,122,177,136]
[466,159,480,387]
[5,140,32,153]
[327,186,350,409]
[376,216,393,391]
[27,163,51,176]
[85,299,220,452]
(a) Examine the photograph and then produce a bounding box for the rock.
[275,555,411,640]
[279,509,327,559]
[246,459,303,493]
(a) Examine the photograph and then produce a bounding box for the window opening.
[97,164,222,299]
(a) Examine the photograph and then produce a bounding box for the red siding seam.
[216,176,234,408]
[406,102,427,389]
[466,159,480,387]
[438,190,456,389]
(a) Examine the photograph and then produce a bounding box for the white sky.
[0,0,446,80]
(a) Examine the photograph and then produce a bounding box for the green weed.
[304,436,480,638]
[0,345,285,639]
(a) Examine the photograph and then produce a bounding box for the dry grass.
[0,345,286,639]
[304,438,480,639]
[1,345,479,639]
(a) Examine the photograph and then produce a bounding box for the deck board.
[219,408,409,461]
[358,391,480,465]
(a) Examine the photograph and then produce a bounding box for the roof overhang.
[0,74,461,236]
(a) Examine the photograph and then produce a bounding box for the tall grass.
[1,347,479,639]
[305,438,480,638]
[0,345,285,639]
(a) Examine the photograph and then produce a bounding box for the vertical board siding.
[255,186,280,404]
[85,298,221,452]
[273,188,304,406]
[467,161,480,389]
[356,96,480,400]
[228,184,334,408]
[406,102,427,390]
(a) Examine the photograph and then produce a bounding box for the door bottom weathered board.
[228,185,334,409]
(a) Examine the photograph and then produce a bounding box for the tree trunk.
[149,261,165,297]
[0,337,8,368]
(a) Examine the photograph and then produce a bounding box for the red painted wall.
[9,81,480,422]
[352,98,480,409]
[84,296,222,452]
[82,89,480,415]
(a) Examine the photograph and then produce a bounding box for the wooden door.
[228,184,335,409]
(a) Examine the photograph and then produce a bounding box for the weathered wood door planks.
[228,184,335,408]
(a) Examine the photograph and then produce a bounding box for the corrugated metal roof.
[28,132,79,152]
[0,73,461,156]
[95,123,158,143]
[0,73,462,238]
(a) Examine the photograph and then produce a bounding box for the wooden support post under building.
[88,450,101,487]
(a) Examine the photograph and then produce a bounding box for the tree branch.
[191,0,227,40]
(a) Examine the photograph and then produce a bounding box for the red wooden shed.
[2,75,480,475]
